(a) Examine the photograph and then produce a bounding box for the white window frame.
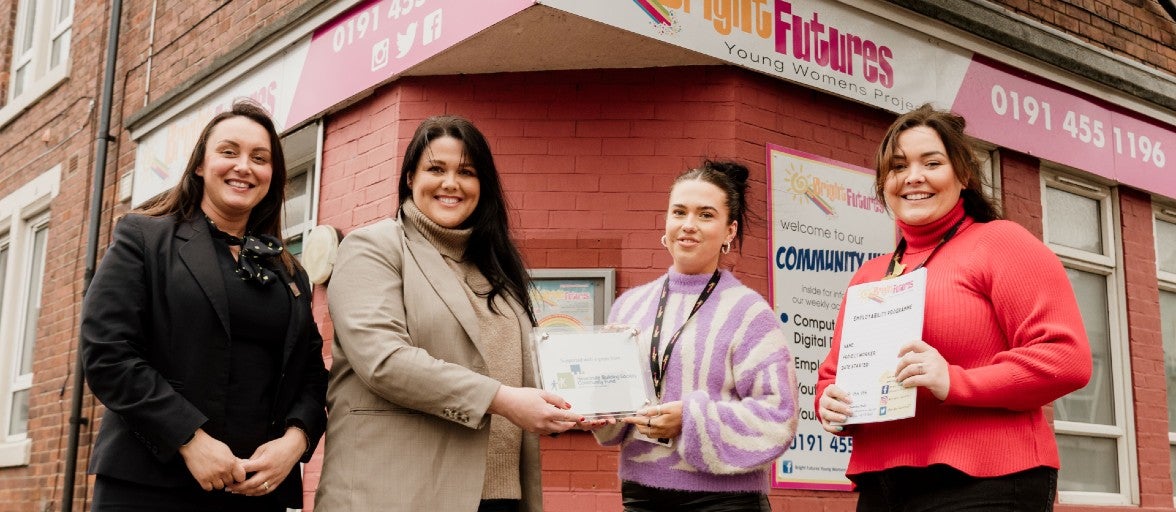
[280,122,322,259]
[1,0,74,127]
[1042,168,1136,505]
[1154,205,1176,506]
[5,215,47,436]
[0,166,60,467]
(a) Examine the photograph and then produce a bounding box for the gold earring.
[721,242,731,254]
[660,235,669,247]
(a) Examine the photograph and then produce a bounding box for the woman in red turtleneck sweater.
[815,104,1091,511]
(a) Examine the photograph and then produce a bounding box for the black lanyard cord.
[883,218,965,280]
[649,270,722,398]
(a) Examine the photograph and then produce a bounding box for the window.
[1155,207,1176,502]
[280,123,321,259]
[5,218,47,439]
[2,0,74,124]
[1044,170,1133,504]
[0,166,59,467]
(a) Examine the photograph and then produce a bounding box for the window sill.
[0,438,31,467]
[0,65,69,129]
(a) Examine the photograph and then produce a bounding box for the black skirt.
[91,475,287,512]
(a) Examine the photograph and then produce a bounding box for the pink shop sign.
[952,56,1176,198]
[286,0,533,125]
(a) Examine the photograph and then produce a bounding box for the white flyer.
[834,268,926,425]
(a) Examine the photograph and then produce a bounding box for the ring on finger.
[263,481,270,492]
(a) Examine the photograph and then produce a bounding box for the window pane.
[1057,434,1118,493]
[1164,290,1176,428]
[7,389,28,436]
[56,0,72,23]
[1158,218,1176,274]
[1046,187,1102,253]
[286,235,303,260]
[13,65,28,97]
[283,172,309,233]
[18,0,37,54]
[1171,445,1176,498]
[19,226,48,376]
[50,32,67,69]
[1054,268,1113,425]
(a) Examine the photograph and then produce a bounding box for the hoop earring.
[660,235,669,247]
[721,242,731,254]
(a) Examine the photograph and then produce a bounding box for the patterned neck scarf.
[205,216,284,286]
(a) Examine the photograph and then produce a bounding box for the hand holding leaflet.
[833,268,927,425]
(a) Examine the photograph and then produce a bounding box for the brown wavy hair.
[873,103,1001,223]
[136,99,296,274]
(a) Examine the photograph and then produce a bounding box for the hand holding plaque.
[532,325,656,420]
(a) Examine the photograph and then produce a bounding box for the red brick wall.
[987,0,1176,74]
[1120,187,1171,508]
[2,0,1173,511]
[0,0,120,509]
[313,66,892,511]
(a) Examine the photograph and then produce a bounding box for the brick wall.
[313,66,891,512]
[1120,187,1171,508]
[1,0,1173,511]
[987,0,1176,75]
[0,0,113,508]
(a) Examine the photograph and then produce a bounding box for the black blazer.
[81,213,328,507]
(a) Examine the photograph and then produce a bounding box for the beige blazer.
[315,217,542,512]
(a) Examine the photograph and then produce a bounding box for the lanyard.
[649,270,722,398]
[883,218,965,280]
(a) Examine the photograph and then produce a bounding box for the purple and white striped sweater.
[595,269,798,493]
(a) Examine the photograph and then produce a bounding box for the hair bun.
[705,160,750,189]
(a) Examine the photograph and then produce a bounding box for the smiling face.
[665,179,737,275]
[197,115,274,230]
[883,126,965,226]
[408,136,480,228]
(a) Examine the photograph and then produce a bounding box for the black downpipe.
[64,0,122,510]
[1162,0,1176,23]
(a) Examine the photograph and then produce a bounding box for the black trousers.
[622,481,771,512]
[479,499,521,512]
[853,465,1057,512]
[91,475,286,512]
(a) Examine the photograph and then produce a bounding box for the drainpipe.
[64,0,122,510]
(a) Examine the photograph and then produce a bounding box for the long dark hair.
[672,160,751,250]
[873,103,1001,223]
[397,115,536,325]
[137,99,295,274]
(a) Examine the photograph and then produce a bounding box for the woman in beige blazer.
[316,116,582,512]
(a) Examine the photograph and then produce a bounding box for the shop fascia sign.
[131,0,533,207]
[541,0,1176,198]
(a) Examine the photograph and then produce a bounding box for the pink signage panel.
[286,0,533,125]
[952,56,1176,197]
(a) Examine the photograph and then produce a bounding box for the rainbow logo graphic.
[538,313,585,330]
[150,156,171,181]
[804,186,837,217]
[632,0,672,26]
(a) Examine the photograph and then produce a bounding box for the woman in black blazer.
[81,99,328,511]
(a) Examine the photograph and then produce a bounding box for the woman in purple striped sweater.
[593,161,799,511]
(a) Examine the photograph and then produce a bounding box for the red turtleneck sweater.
[815,200,1091,478]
